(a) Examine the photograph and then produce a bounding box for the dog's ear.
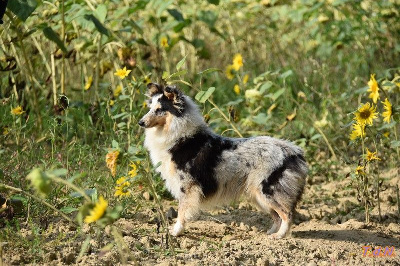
[164,85,182,102]
[164,85,185,114]
[146,83,163,97]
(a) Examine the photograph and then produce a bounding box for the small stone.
[180,238,194,249]
[143,191,153,201]
[256,257,269,266]
[239,222,249,231]
[63,253,75,265]
[251,226,258,233]
[47,252,57,261]
[330,216,341,225]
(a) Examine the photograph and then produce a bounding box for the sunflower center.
[360,110,371,119]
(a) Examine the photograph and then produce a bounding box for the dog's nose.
[138,120,145,127]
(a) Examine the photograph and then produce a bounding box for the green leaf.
[70,188,97,198]
[252,113,270,125]
[84,14,109,36]
[112,140,119,149]
[207,0,220,5]
[94,4,107,23]
[167,9,184,21]
[128,0,150,13]
[7,0,38,21]
[42,27,68,53]
[111,112,128,119]
[60,207,78,214]
[169,70,187,79]
[259,81,273,93]
[128,20,144,35]
[162,71,170,80]
[390,141,400,148]
[156,0,174,17]
[198,10,218,27]
[49,168,68,177]
[173,19,191,32]
[266,88,285,101]
[195,87,215,103]
[176,55,187,70]
[197,68,220,75]
[279,70,293,80]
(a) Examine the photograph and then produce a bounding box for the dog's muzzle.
[138,119,145,127]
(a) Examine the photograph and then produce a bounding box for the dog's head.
[138,83,186,129]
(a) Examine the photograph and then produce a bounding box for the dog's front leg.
[170,186,202,236]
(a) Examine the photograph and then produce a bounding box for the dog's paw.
[268,233,284,239]
[266,224,279,235]
[170,222,184,237]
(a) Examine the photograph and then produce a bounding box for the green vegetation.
[1,0,399,264]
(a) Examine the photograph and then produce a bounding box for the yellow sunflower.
[382,98,392,124]
[144,76,151,85]
[243,74,249,84]
[225,65,235,80]
[233,84,240,95]
[366,148,381,161]
[84,76,93,90]
[128,162,138,178]
[232,54,243,71]
[114,67,131,79]
[367,74,379,103]
[106,150,120,177]
[113,85,122,97]
[355,165,365,176]
[160,36,169,48]
[11,106,24,115]
[349,122,366,140]
[354,102,378,125]
[114,176,131,198]
[84,196,108,223]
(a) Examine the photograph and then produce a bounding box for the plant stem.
[61,0,66,95]
[208,99,243,138]
[314,126,337,161]
[143,163,177,262]
[396,185,400,219]
[0,183,76,225]
[393,123,399,159]
[49,176,92,202]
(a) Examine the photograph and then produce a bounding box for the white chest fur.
[144,128,182,199]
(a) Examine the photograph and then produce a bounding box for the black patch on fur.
[158,94,185,117]
[261,154,305,196]
[180,187,185,193]
[169,131,237,197]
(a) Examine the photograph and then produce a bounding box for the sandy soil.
[2,170,400,265]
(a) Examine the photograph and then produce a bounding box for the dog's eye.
[155,108,163,114]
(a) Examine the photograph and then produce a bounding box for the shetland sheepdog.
[138,83,308,239]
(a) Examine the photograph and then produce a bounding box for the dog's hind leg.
[170,185,202,236]
[267,201,292,239]
[266,210,281,235]
[251,190,282,235]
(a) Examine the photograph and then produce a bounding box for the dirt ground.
[2,169,400,265]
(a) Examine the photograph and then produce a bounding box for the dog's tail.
[262,153,308,212]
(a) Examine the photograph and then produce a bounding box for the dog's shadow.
[197,208,273,233]
[293,229,400,247]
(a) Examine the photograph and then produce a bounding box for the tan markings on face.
[143,102,167,128]
[163,113,173,132]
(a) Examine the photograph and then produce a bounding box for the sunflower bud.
[26,168,52,197]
